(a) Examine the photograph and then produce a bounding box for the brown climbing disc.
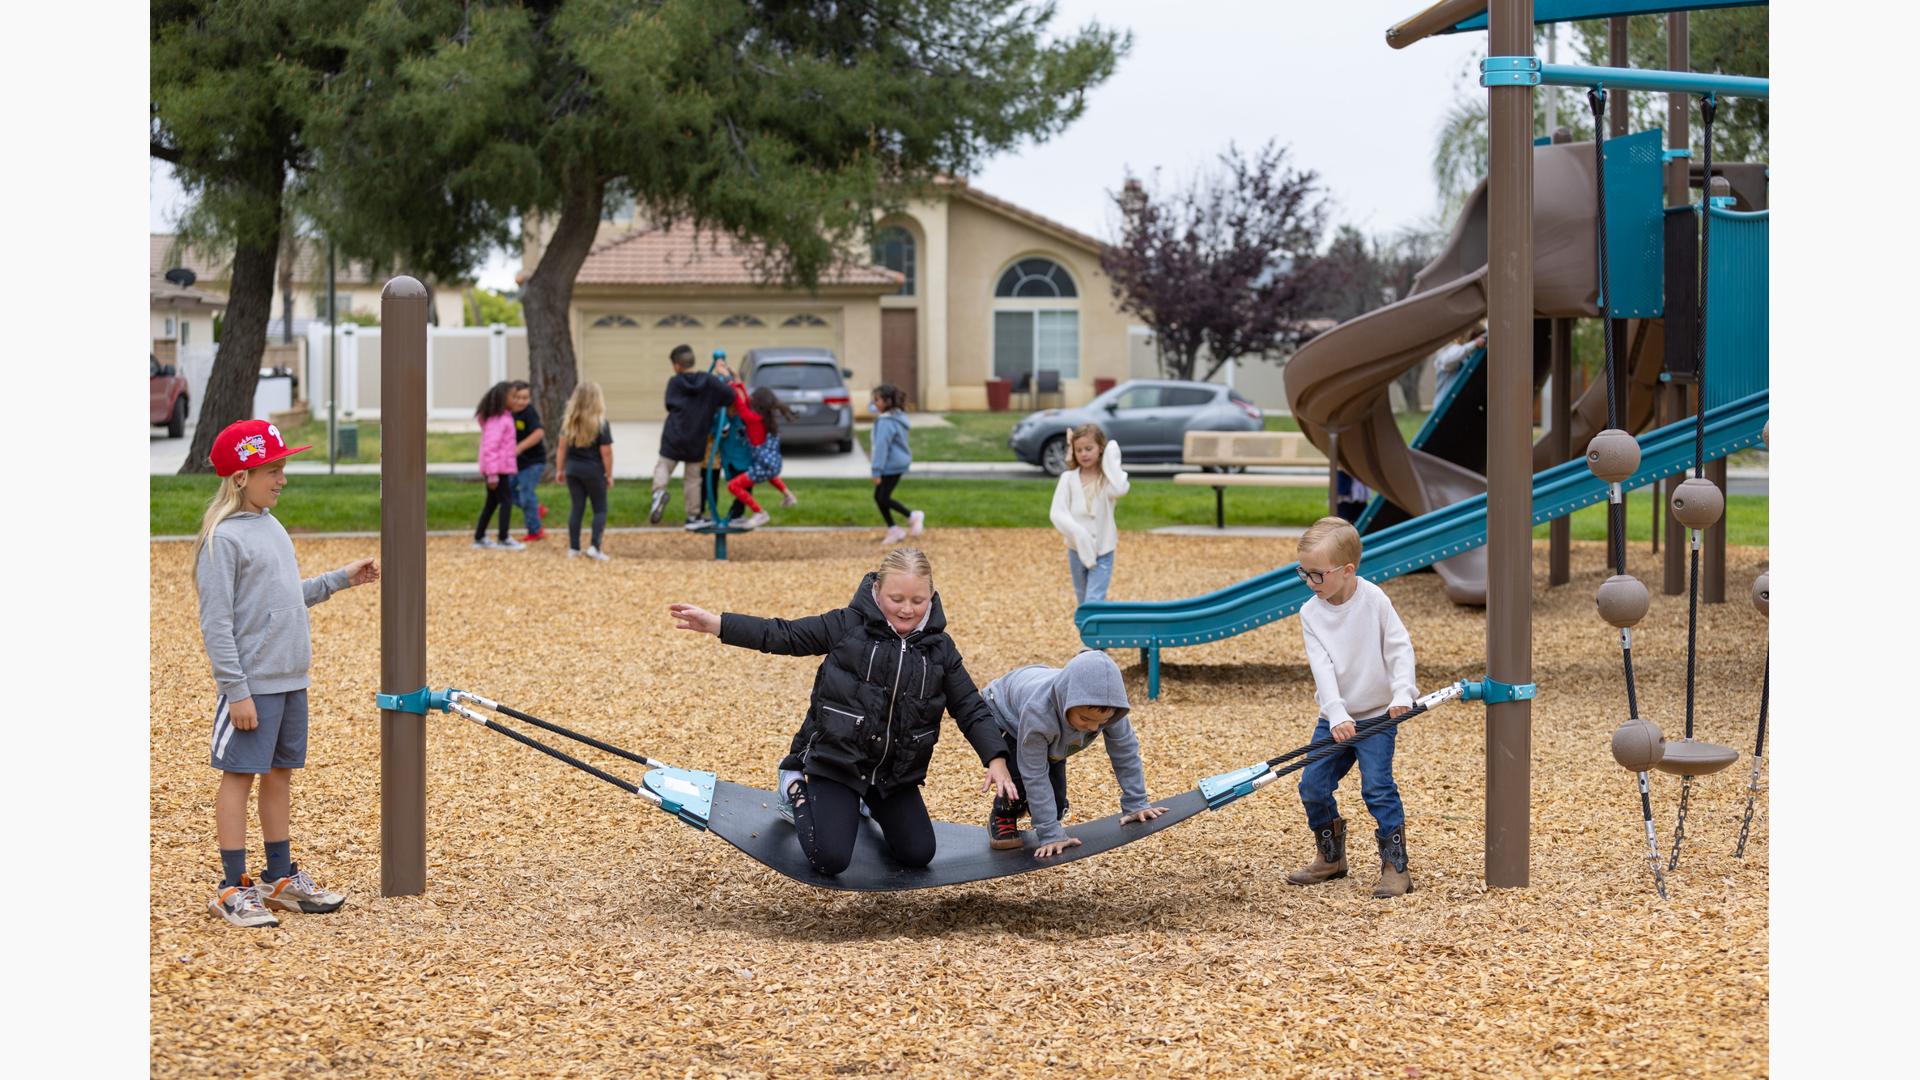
[1596,574,1650,628]
[1650,738,1740,776]
[1751,571,1769,618]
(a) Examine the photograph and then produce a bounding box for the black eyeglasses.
[1296,565,1348,586]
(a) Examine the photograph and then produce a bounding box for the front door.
[881,308,919,406]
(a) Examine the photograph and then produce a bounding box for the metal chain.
[1734,655,1770,857]
[1639,770,1668,900]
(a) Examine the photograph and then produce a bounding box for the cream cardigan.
[1049,440,1130,568]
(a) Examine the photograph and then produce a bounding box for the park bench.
[1172,430,1329,528]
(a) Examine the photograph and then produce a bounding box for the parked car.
[1008,378,1263,475]
[741,347,855,453]
[151,354,190,438]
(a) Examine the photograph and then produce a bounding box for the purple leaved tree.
[1100,142,1331,382]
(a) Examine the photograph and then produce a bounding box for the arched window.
[872,225,916,297]
[590,314,639,328]
[655,314,702,328]
[994,257,1077,298]
[719,314,766,327]
[781,313,830,328]
[992,256,1080,381]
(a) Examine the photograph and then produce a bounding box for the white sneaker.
[780,490,799,508]
[907,510,925,537]
[208,877,279,928]
[255,865,346,914]
[881,525,907,546]
[684,517,713,532]
[566,548,581,558]
[746,511,771,530]
[498,538,526,551]
[473,538,499,550]
[585,546,611,561]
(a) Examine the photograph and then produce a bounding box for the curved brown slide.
[1284,141,1664,604]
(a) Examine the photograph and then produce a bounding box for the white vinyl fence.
[304,323,529,421]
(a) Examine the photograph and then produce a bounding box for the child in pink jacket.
[473,381,524,550]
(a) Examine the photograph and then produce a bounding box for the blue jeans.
[1069,550,1115,604]
[1297,716,1403,835]
[513,464,545,534]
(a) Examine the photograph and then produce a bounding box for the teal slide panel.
[1703,209,1768,411]
[1078,391,1768,688]
[1447,1,1765,34]
[1604,130,1666,318]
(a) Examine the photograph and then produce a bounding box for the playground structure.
[370,0,1768,895]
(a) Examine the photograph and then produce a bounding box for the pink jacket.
[478,412,519,478]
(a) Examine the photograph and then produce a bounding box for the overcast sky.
[151,2,1503,289]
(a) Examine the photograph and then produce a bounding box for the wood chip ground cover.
[150,532,1768,1077]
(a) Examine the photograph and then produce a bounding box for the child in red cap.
[194,419,379,927]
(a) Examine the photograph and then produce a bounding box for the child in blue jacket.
[868,383,921,545]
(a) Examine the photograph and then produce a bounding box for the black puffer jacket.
[719,573,1006,798]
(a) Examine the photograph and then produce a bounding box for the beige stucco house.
[149,273,224,365]
[527,180,1137,420]
[150,234,471,332]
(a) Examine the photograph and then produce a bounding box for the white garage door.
[580,310,841,420]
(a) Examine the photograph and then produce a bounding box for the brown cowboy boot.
[1373,825,1413,898]
[1286,818,1348,885]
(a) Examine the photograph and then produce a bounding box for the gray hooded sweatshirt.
[196,510,352,702]
[982,650,1149,845]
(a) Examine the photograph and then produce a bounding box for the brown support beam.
[380,277,429,897]
[1385,0,1487,50]
[1662,13,1690,595]
[1485,0,1534,890]
[1704,456,1727,601]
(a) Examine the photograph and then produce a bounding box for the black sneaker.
[988,799,1024,850]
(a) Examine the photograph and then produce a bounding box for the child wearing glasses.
[1287,516,1419,898]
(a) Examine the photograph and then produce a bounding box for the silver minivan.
[741,347,856,453]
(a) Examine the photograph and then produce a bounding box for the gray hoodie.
[196,510,351,702]
[982,650,1149,844]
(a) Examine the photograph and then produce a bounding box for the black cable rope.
[1261,705,1424,770]
[478,716,642,797]
[485,700,654,767]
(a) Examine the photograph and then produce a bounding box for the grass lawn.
[151,473,1765,546]
[276,417,479,465]
[858,411,1021,462]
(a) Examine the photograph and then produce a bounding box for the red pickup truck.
[151,354,190,437]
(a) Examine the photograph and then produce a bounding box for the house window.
[872,226,916,297]
[314,292,353,321]
[993,310,1079,380]
[181,321,191,346]
[163,315,176,338]
[719,314,766,327]
[781,313,830,328]
[994,257,1077,298]
[592,314,640,328]
[655,314,702,328]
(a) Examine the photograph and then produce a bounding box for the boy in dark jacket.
[651,345,736,528]
[669,548,1020,876]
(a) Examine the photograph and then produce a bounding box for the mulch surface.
[151,529,1768,1077]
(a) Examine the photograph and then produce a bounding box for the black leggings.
[791,774,935,875]
[475,477,514,541]
[565,469,608,550]
[874,473,912,527]
[997,729,1069,817]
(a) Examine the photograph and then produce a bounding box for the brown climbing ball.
[1671,476,1725,529]
[1596,574,1650,628]
[1585,429,1640,484]
[1751,571,1769,618]
[1611,717,1666,772]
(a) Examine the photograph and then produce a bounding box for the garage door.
[580,310,841,420]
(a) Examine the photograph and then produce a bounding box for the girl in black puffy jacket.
[669,548,1019,875]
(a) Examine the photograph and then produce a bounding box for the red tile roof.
[575,225,903,288]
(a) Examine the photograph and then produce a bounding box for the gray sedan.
[1008,378,1264,475]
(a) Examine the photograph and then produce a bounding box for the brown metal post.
[1485,0,1534,889]
[1604,16,1631,564]
[1548,316,1572,585]
[380,276,429,897]
[1662,13,1690,594]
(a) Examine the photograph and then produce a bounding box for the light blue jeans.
[513,464,545,534]
[1069,550,1115,604]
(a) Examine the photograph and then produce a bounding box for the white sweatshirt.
[1299,577,1418,729]
[1049,440,1130,568]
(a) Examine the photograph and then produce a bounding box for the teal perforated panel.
[1603,129,1665,318]
[1703,208,1769,409]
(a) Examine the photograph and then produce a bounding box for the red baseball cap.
[209,419,312,477]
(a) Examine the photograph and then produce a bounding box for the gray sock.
[264,840,292,881]
[219,849,248,889]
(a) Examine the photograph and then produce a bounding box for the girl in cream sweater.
[1048,424,1129,604]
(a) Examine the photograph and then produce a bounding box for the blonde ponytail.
[192,472,253,585]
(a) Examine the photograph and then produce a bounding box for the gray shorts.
[209,689,309,773]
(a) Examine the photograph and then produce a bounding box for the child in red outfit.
[725,383,798,529]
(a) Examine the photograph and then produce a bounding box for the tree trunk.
[181,222,281,474]
[520,179,606,461]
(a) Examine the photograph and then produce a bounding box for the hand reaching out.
[668,603,722,635]
[341,558,379,588]
[982,757,1019,801]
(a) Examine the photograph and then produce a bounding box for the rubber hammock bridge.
[375,680,1506,893]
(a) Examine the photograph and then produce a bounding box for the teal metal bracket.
[1662,148,1692,162]
[1460,679,1538,704]
[642,766,717,830]
[376,686,455,714]
[1199,764,1270,810]
[1480,56,1542,87]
